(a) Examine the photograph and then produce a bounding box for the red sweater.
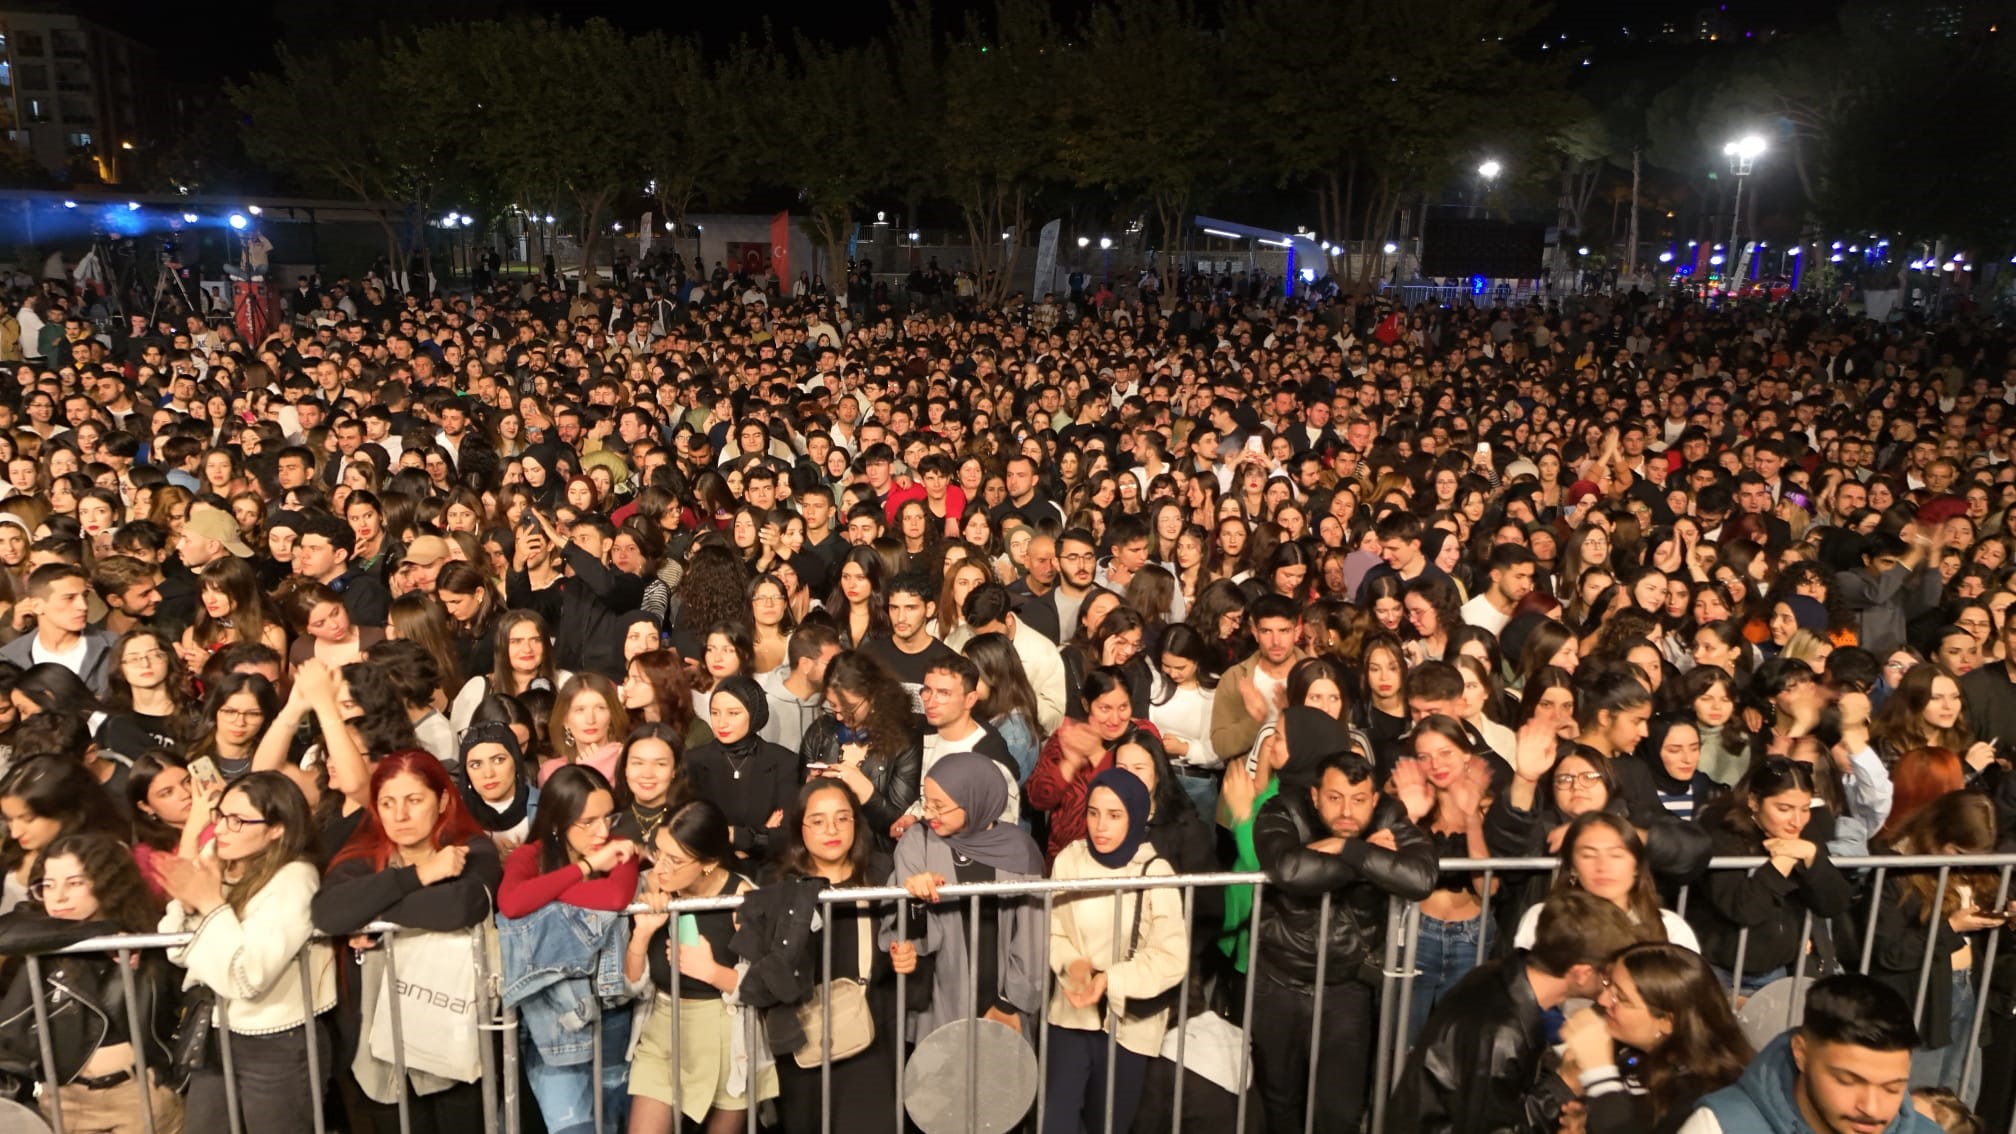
[498,842,640,918]
[1024,719,1160,866]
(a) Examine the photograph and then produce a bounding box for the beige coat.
[1046,841,1190,1057]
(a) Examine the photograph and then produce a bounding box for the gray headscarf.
[926,752,1043,874]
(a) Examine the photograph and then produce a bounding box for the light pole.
[1722,134,1765,277]
[1476,159,1501,218]
[1098,236,1112,282]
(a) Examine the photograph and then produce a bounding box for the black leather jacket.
[1385,951,1573,1134]
[1255,793,1438,991]
[0,914,180,1084]
[798,716,923,850]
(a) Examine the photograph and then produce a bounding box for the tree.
[755,37,904,290]
[1056,0,1222,289]
[430,18,653,287]
[892,0,1064,304]
[229,38,464,283]
[634,34,758,234]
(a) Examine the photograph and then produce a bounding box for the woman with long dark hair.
[159,772,337,1134]
[0,756,128,914]
[1027,666,1158,866]
[757,778,901,1131]
[312,750,504,1133]
[610,722,691,847]
[101,628,201,757]
[497,764,640,1134]
[1556,943,1752,1133]
[1687,758,1854,994]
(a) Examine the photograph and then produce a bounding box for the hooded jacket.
[1685,1031,1939,1133]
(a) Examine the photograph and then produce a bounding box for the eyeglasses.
[27,875,91,902]
[217,813,271,833]
[1553,772,1606,789]
[125,649,168,665]
[573,812,618,832]
[921,799,963,820]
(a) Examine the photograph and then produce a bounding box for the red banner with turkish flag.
[770,211,791,290]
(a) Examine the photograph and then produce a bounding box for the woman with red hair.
[312,750,505,1133]
[1878,746,1967,841]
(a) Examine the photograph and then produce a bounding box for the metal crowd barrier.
[17,852,2016,1134]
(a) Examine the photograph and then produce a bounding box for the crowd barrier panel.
[22,852,2016,1134]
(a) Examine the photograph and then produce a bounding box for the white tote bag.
[369,926,485,1083]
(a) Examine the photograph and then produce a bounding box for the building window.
[0,62,10,87]
[24,98,48,124]
[18,63,45,90]
[65,130,90,149]
[15,31,43,55]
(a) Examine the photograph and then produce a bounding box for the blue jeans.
[1711,963,1790,997]
[1405,912,1482,1045]
[1174,768,1220,827]
[523,1003,631,1134]
[1911,970,1980,1106]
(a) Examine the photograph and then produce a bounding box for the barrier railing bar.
[1232,879,1264,1134]
[820,894,834,1134]
[1170,884,1193,1133]
[1787,911,1813,1032]
[1035,889,1052,1134]
[474,928,499,1134]
[1368,897,1404,1134]
[965,892,981,1134]
[26,955,65,1134]
[1914,866,1951,1027]
[894,897,909,1134]
[1389,901,1422,1095]
[1103,889,1123,1134]
[217,998,243,1134]
[1305,890,1332,1134]
[1963,864,2010,1111]
[1860,865,1887,974]
[383,931,413,1134]
[117,947,159,1134]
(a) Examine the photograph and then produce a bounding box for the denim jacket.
[498,902,634,1066]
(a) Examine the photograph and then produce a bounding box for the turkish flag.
[770,211,791,291]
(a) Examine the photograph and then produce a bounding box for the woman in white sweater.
[160,771,337,1134]
[1044,767,1189,1134]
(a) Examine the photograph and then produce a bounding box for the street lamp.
[1475,159,1502,218]
[1722,133,1765,273]
[1076,236,1089,248]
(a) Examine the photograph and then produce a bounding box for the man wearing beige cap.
[390,534,450,600]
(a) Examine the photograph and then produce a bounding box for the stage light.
[228,213,248,230]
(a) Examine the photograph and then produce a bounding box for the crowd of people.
[0,250,2011,1134]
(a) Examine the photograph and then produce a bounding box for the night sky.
[81,0,1854,84]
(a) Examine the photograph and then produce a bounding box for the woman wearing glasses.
[159,772,338,1134]
[497,765,641,1134]
[99,628,202,760]
[626,799,775,1134]
[0,832,186,1134]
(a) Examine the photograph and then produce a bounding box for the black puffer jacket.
[798,716,923,851]
[1254,792,1438,991]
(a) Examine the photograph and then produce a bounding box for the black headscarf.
[710,675,769,760]
[1280,706,1353,794]
[457,721,530,833]
[1086,767,1151,869]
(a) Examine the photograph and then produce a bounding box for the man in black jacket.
[1253,740,1438,1134]
[505,512,644,681]
[1387,888,1640,1134]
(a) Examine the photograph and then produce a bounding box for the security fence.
[15,852,2016,1134]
